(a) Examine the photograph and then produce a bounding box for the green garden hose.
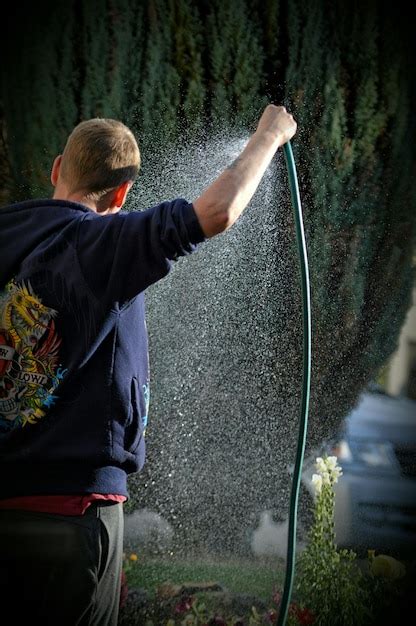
[276,141,312,626]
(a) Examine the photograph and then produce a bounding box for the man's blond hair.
[60,118,141,200]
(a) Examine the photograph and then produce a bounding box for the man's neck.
[53,188,98,212]
[52,181,121,215]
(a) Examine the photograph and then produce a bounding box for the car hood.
[345,392,416,444]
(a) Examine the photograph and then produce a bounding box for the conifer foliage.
[284,0,415,423]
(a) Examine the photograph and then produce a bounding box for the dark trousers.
[0,501,123,625]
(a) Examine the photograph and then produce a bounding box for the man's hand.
[193,104,298,237]
[255,104,297,147]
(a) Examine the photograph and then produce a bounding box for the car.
[301,389,416,559]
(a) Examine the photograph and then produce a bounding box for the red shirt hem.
[0,494,127,515]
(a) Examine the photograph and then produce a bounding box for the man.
[0,104,296,624]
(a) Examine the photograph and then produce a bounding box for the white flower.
[332,466,343,483]
[326,456,338,471]
[315,457,327,474]
[314,455,343,485]
[311,473,323,495]
[321,471,331,486]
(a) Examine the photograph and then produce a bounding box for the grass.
[125,552,285,601]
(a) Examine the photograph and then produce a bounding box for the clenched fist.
[256,104,297,146]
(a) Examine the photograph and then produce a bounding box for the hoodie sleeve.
[76,198,206,305]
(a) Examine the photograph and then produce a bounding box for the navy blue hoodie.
[0,198,206,499]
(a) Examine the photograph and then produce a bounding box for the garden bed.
[119,552,285,625]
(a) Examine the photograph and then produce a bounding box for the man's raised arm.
[192,105,297,238]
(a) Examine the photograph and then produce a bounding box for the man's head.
[51,118,140,214]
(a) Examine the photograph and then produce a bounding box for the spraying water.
[125,131,306,557]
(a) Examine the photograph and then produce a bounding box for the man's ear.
[51,155,62,187]
[112,181,133,209]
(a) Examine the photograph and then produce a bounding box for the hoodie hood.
[0,198,91,287]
